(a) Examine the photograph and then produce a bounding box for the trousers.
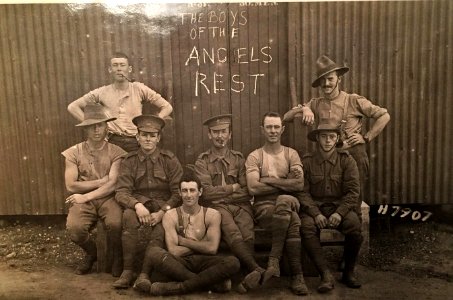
[148,247,240,292]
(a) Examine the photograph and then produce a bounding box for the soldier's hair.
[179,167,202,190]
[261,112,282,126]
[110,52,130,64]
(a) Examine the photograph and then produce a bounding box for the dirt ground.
[0,213,452,300]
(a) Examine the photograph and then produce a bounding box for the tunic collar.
[313,149,339,166]
[137,147,161,162]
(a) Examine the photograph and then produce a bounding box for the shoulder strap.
[284,146,290,173]
[342,93,350,121]
[203,206,208,228]
[176,207,185,237]
[258,148,263,175]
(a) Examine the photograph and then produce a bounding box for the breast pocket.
[134,167,146,183]
[154,166,167,181]
[310,175,324,187]
[227,168,239,180]
[329,174,342,193]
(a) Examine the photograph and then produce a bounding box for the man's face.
[208,127,231,149]
[136,131,160,154]
[319,71,341,95]
[109,57,132,82]
[261,116,284,144]
[85,122,108,142]
[317,131,339,152]
[179,181,202,207]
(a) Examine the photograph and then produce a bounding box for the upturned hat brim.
[76,117,116,127]
[312,66,349,88]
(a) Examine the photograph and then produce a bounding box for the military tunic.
[300,149,360,218]
[194,148,254,245]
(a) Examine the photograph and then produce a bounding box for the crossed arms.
[163,209,222,257]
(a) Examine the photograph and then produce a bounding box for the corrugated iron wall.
[0,3,176,215]
[170,3,289,165]
[0,2,452,215]
[287,0,453,205]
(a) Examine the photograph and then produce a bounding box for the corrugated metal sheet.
[0,3,176,214]
[287,0,453,205]
[0,2,451,215]
[170,3,289,164]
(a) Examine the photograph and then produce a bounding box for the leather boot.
[291,274,309,295]
[237,267,265,294]
[150,282,184,296]
[112,270,135,289]
[133,273,151,293]
[75,239,97,275]
[284,240,308,295]
[262,257,280,284]
[317,270,335,293]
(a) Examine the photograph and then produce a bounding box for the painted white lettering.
[213,72,225,94]
[185,46,200,66]
[250,73,265,94]
[231,74,245,93]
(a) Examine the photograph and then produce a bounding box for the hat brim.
[76,117,116,127]
[208,124,230,130]
[307,128,343,147]
[137,127,161,133]
[311,66,349,88]
[132,115,166,131]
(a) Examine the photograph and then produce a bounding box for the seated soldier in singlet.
[144,169,240,296]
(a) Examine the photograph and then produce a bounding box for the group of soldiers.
[63,52,390,296]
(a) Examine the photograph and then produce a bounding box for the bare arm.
[158,104,173,119]
[283,105,315,125]
[260,176,304,192]
[163,212,193,257]
[365,112,390,142]
[82,159,122,201]
[141,83,173,119]
[246,170,279,196]
[67,100,86,122]
[65,159,122,204]
[64,159,107,194]
[177,210,221,255]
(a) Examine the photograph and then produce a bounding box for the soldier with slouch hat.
[63,104,127,276]
[284,55,390,213]
[299,119,363,293]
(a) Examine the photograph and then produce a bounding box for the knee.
[300,217,318,238]
[275,195,295,214]
[104,218,122,233]
[341,212,362,235]
[122,209,139,231]
[146,247,167,264]
[223,256,240,273]
[66,223,89,244]
[222,225,243,246]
